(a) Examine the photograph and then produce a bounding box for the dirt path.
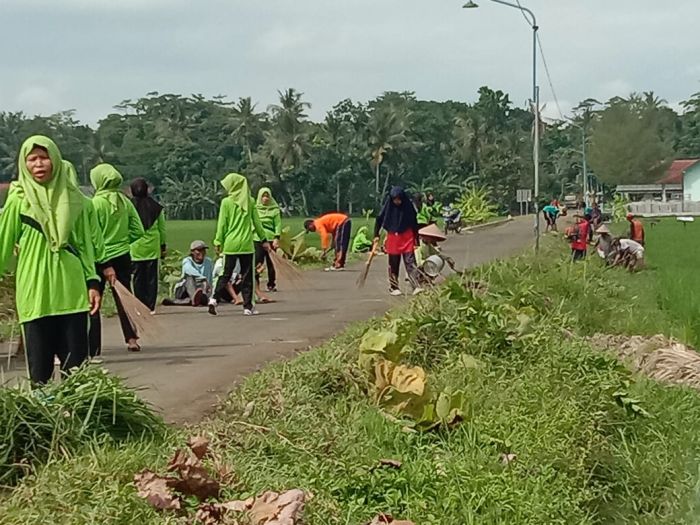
[3,217,536,423]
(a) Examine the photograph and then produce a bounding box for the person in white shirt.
[612,238,645,271]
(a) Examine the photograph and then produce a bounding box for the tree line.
[1,87,698,218]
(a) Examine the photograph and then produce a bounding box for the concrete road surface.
[2,216,536,423]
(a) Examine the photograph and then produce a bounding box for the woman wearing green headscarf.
[0,136,100,384]
[254,187,281,292]
[209,173,269,316]
[64,160,105,265]
[90,163,145,354]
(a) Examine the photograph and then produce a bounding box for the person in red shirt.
[304,212,352,270]
[373,186,421,296]
[569,214,590,261]
[626,213,645,246]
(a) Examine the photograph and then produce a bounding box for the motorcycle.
[442,207,464,234]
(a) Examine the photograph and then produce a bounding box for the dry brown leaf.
[171,464,221,500]
[500,453,517,466]
[377,459,403,469]
[366,514,415,525]
[188,435,211,460]
[194,503,227,525]
[167,448,200,472]
[223,489,306,524]
[133,470,181,511]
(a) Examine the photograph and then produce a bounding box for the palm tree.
[367,106,409,196]
[231,97,265,163]
[453,114,487,176]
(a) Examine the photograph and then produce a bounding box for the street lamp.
[463,0,540,251]
[566,118,589,208]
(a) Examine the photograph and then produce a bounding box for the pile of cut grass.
[3,239,700,524]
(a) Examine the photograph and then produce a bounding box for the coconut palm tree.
[367,106,409,196]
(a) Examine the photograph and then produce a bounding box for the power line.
[536,33,565,121]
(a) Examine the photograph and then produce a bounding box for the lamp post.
[463,0,540,251]
[566,119,589,207]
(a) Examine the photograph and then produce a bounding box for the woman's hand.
[272,239,279,250]
[88,289,101,315]
[102,266,116,285]
[262,241,271,252]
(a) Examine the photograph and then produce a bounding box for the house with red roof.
[617,159,700,203]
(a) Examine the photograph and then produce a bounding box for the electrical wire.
[536,32,565,121]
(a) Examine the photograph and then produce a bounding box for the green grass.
[167,216,371,254]
[4,238,700,524]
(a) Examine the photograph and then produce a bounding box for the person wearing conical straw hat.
[373,186,422,296]
[254,187,281,293]
[0,136,101,384]
[90,164,145,353]
[129,177,167,314]
[594,224,614,260]
[209,173,270,316]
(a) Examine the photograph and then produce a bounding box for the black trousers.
[388,252,420,290]
[132,259,159,311]
[254,242,276,288]
[23,312,89,384]
[89,252,138,357]
[334,219,352,268]
[214,253,254,310]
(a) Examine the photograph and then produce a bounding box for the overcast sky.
[2,0,699,124]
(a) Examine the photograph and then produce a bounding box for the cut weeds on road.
[3,239,700,524]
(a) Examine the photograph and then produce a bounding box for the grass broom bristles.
[111,281,159,338]
[268,249,306,290]
[356,242,378,289]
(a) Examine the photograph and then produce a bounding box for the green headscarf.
[63,159,79,187]
[256,186,279,218]
[220,173,250,212]
[90,163,126,212]
[11,135,84,252]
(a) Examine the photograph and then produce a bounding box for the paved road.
[2,217,535,423]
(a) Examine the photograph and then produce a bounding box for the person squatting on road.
[0,136,101,383]
[208,173,270,316]
[304,212,352,271]
[162,240,214,306]
[90,164,145,353]
[374,186,422,296]
[129,177,166,313]
[254,187,281,292]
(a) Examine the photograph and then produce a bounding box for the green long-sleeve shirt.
[0,193,99,323]
[84,198,105,264]
[214,197,266,254]
[130,212,166,261]
[92,194,145,262]
[253,209,282,242]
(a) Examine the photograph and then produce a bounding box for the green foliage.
[612,193,630,222]
[455,185,498,225]
[0,366,164,484]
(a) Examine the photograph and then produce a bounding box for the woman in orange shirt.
[304,212,352,270]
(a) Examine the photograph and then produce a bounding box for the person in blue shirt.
[542,204,560,232]
[162,240,213,306]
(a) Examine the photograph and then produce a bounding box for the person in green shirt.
[129,178,166,313]
[209,173,269,316]
[64,159,106,265]
[0,136,100,384]
[254,187,281,292]
[90,163,145,354]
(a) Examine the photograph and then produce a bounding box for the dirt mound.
[589,334,700,390]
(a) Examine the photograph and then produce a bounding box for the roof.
[657,159,700,185]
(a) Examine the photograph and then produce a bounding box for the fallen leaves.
[366,514,415,525]
[134,436,308,524]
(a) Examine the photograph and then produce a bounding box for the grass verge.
[2,235,700,524]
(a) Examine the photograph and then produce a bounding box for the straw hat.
[595,224,611,234]
[419,224,447,241]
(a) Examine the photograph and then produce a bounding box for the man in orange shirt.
[304,212,352,270]
[626,213,645,246]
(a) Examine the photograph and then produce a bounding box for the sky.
[1,0,699,124]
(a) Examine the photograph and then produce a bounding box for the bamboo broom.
[111,281,160,338]
[356,239,379,289]
[268,249,306,290]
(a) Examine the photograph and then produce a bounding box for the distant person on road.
[254,187,281,292]
[627,213,645,246]
[90,164,145,354]
[374,186,422,296]
[568,213,590,261]
[130,178,166,314]
[304,212,352,271]
[542,204,560,232]
[0,136,100,384]
[351,226,373,253]
[209,173,269,316]
[162,240,214,306]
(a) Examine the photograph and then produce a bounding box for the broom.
[356,239,379,289]
[111,281,159,338]
[268,249,307,290]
